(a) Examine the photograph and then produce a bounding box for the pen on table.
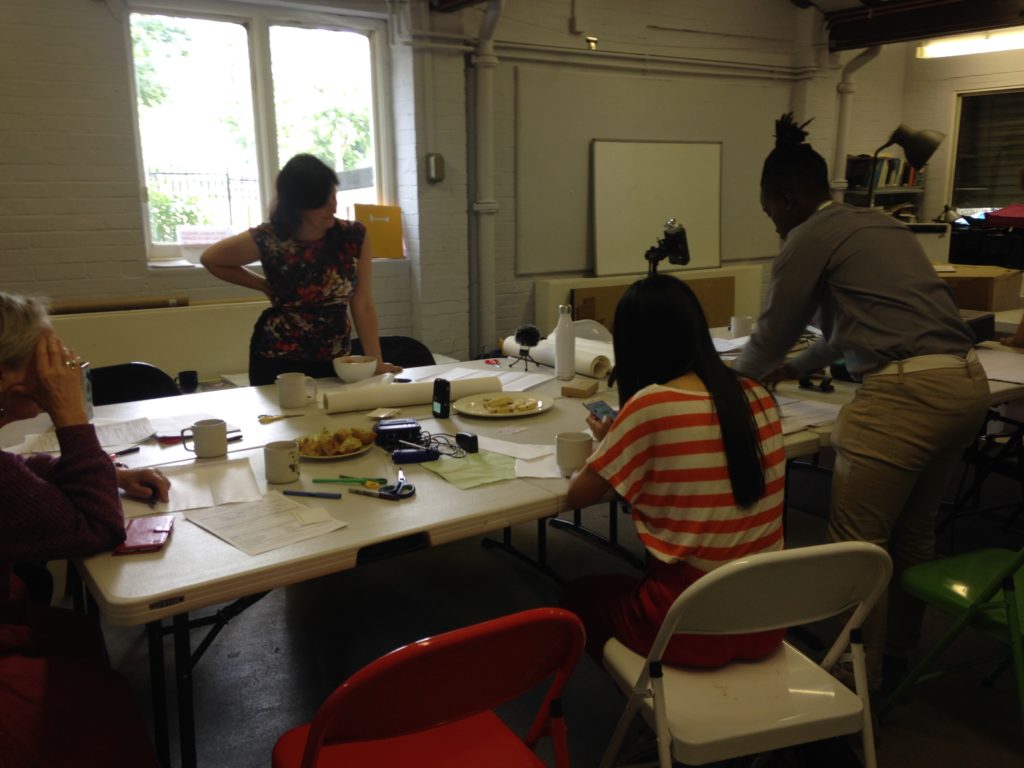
[228,434,244,443]
[282,490,342,500]
[112,446,140,457]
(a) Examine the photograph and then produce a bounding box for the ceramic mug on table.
[181,418,228,458]
[176,370,200,394]
[729,315,754,338]
[276,372,318,409]
[264,440,300,484]
[556,431,594,478]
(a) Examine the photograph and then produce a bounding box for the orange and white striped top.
[587,379,786,572]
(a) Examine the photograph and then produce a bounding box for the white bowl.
[333,355,378,383]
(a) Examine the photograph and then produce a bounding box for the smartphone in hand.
[583,400,618,421]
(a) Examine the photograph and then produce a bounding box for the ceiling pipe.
[471,0,504,354]
[831,45,881,201]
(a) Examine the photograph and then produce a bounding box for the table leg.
[146,620,170,768]
[173,613,197,768]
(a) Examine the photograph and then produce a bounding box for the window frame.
[950,86,1024,216]
[125,0,395,262]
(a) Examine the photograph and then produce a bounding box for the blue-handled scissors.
[351,470,416,501]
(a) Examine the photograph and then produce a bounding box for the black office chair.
[88,362,182,406]
[350,336,436,368]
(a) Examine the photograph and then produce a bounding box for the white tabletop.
[4,359,825,626]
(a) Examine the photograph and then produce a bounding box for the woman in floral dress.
[201,153,402,385]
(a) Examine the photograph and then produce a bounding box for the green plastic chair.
[878,546,1024,730]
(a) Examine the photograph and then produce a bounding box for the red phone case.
[114,515,175,555]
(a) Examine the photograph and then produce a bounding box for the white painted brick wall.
[5,0,1008,362]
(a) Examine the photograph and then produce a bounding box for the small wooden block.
[561,378,599,398]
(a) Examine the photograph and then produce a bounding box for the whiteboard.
[592,140,721,276]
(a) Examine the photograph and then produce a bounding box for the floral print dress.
[249,219,365,362]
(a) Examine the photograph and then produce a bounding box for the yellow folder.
[354,204,404,259]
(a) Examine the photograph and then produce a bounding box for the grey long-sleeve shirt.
[734,203,975,381]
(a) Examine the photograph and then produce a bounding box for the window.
[128,3,391,262]
[951,90,1024,216]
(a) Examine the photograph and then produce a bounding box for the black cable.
[419,430,466,458]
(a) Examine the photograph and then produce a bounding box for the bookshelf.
[844,154,925,210]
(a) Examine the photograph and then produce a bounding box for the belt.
[864,349,977,379]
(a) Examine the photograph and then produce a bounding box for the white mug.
[264,440,300,484]
[556,431,594,478]
[181,418,227,458]
[276,372,318,409]
[729,315,754,338]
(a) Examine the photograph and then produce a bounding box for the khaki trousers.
[827,358,990,688]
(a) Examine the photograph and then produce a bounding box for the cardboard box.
[939,265,1022,312]
[571,275,734,330]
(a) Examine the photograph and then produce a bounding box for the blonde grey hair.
[0,292,49,368]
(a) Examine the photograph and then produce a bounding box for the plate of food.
[451,392,553,418]
[298,426,377,460]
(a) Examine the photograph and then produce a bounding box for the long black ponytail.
[612,274,767,507]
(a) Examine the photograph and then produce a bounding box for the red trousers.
[1,584,159,768]
[561,557,785,667]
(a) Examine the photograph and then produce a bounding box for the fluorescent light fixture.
[917,27,1024,59]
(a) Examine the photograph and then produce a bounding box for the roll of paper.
[501,335,613,379]
[321,375,502,414]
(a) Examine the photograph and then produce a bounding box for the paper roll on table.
[500,334,613,379]
[321,376,502,414]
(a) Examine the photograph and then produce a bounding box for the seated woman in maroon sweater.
[0,292,170,768]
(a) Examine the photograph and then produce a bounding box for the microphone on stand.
[510,324,541,370]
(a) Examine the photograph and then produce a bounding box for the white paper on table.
[408,366,552,392]
[185,491,345,556]
[14,417,155,454]
[121,457,262,518]
[713,336,749,354]
[477,436,554,461]
[776,396,842,433]
[976,347,1024,384]
[496,370,555,391]
[515,454,564,479]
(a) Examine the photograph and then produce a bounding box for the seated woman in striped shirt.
[560,274,787,667]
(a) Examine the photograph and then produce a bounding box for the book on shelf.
[845,153,924,191]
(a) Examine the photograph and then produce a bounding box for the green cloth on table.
[422,450,517,489]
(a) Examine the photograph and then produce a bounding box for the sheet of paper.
[405,365,550,391]
[516,454,563,479]
[478,436,554,460]
[185,491,345,556]
[976,347,1024,384]
[15,417,155,454]
[121,457,262,517]
[495,370,555,391]
[713,336,749,354]
[776,396,842,433]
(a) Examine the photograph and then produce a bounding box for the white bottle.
[555,304,575,381]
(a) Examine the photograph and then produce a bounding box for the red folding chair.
[272,607,585,768]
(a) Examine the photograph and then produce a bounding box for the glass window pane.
[130,14,262,247]
[270,26,377,214]
[953,90,1024,213]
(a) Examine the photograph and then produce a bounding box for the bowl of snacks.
[333,355,378,383]
[297,426,377,460]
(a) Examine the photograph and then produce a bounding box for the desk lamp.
[866,124,946,209]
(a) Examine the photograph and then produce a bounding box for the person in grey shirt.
[734,114,990,694]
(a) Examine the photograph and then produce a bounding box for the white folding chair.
[599,541,892,768]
